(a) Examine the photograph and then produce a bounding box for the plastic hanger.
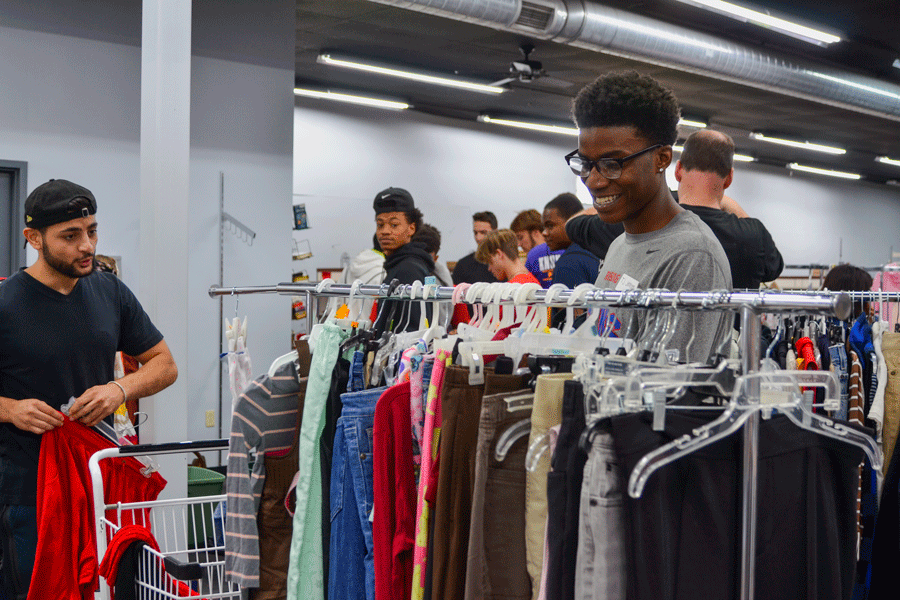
[420,284,448,346]
[268,349,298,377]
[372,279,401,338]
[627,369,880,498]
[494,418,532,462]
[61,398,160,476]
[559,283,595,334]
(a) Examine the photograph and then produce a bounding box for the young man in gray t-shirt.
[566,71,732,363]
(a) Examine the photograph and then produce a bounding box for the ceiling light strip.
[876,156,900,167]
[477,115,579,136]
[318,54,504,95]
[674,0,840,46]
[673,145,754,162]
[750,133,845,155]
[789,163,861,180]
[293,88,409,110]
[678,118,708,128]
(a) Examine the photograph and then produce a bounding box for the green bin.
[187,466,225,549]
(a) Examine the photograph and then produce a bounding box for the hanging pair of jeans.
[328,386,385,600]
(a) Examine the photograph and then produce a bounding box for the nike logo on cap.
[380,193,391,199]
[646,249,660,254]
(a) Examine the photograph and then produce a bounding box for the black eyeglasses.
[564,144,663,179]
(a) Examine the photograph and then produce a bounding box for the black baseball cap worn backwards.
[373,187,415,215]
[25,179,97,229]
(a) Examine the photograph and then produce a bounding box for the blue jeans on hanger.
[347,350,367,393]
[328,386,385,600]
[829,344,849,421]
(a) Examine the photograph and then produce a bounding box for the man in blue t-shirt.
[0,179,177,598]
[545,193,600,289]
[524,242,564,288]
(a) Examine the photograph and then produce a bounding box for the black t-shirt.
[680,205,783,289]
[451,252,497,285]
[0,270,163,504]
[565,205,784,290]
[563,217,625,260]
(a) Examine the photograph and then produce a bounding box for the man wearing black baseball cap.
[0,179,177,597]
[372,187,433,333]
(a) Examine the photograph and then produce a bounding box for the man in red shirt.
[475,229,541,285]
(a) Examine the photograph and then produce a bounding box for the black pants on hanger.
[609,412,866,600]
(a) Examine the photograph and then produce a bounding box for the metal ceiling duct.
[362,0,900,123]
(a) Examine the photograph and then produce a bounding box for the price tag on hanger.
[615,273,639,291]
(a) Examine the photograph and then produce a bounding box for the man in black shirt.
[0,179,177,598]
[451,211,498,285]
[566,129,783,290]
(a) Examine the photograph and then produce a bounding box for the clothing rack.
[209,281,854,600]
[783,263,900,272]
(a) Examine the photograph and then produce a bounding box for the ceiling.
[295,0,900,185]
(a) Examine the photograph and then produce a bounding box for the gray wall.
[294,101,900,274]
[293,101,579,277]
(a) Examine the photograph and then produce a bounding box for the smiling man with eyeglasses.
[571,71,732,366]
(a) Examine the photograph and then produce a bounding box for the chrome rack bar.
[210,283,851,318]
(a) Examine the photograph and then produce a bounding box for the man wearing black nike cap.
[372,187,433,332]
[0,179,177,597]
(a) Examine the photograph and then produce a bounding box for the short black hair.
[572,71,680,146]
[472,211,498,230]
[544,193,583,220]
[397,207,424,233]
[414,223,441,255]
[823,263,873,317]
[823,264,873,292]
[680,130,734,178]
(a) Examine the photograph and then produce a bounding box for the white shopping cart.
[90,439,240,600]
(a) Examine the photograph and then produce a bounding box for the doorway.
[0,161,27,277]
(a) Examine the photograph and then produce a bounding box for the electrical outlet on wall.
[205,410,215,428]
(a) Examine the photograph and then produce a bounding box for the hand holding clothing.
[0,397,64,434]
[69,383,126,426]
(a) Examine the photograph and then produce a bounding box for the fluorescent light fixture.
[317,53,505,95]
[673,0,840,46]
[589,13,733,54]
[672,144,754,162]
[293,87,409,111]
[876,156,900,167]
[894,59,900,70]
[789,163,861,180]
[750,133,845,155]
[806,71,900,100]
[678,118,707,128]
[477,115,579,136]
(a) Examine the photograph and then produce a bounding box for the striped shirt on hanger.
[225,361,306,588]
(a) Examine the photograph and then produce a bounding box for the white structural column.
[139,0,191,486]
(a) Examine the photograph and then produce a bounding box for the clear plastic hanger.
[494,418,532,462]
[627,369,881,499]
[61,398,160,476]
